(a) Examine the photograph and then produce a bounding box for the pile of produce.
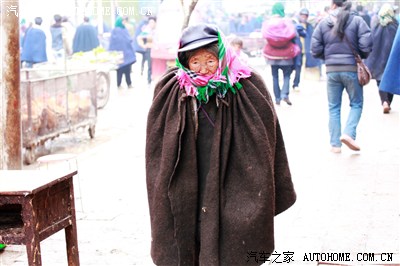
[71,47,123,68]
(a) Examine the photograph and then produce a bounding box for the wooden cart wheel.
[96,71,110,109]
[24,148,36,165]
[89,125,96,139]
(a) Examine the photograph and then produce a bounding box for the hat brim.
[177,37,218,52]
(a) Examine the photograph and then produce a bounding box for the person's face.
[188,49,219,75]
[148,19,156,30]
[299,14,308,22]
[231,44,241,53]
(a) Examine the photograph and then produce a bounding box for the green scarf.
[272,2,285,17]
[115,17,125,29]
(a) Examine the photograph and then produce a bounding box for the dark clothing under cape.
[145,67,296,266]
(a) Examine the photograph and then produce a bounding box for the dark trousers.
[292,53,304,88]
[141,49,152,84]
[271,65,293,102]
[117,63,132,87]
[293,64,301,87]
[377,80,394,105]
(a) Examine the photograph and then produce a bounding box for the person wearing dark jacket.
[292,17,306,92]
[292,8,322,91]
[145,23,296,265]
[365,4,399,114]
[311,0,371,153]
[108,16,136,89]
[72,17,100,53]
[356,5,371,28]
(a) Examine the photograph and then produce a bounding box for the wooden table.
[0,170,80,266]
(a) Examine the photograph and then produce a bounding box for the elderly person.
[145,23,296,265]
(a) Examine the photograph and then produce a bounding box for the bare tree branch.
[181,0,199,30]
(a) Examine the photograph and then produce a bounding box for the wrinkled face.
[188,49,219,75]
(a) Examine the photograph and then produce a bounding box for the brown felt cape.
[146,67,296,266]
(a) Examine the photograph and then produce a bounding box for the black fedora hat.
[178,24,219,52]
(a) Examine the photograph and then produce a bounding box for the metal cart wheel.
[96,71,110,109]
[89,125,96,139]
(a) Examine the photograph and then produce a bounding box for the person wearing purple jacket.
[108,16,136,89]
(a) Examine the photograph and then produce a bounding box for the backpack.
[263,42,300,60]
[262,17,296,47]
[261,17,300,59]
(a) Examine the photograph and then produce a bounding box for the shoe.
[275,100,280,105]
[293,86,300,92]
[383,101,390,114]
[127,84,134,89]
[340,134,360,151]
[283,98,292,106]
[330,147,342,153]
[117,86,123,90]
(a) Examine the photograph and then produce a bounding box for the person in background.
[21,17,47,68]
[135,16,157,85]
[19,18,31,52]
[133,18,148,64]
[50,14,70,63]
[263,2,297,106]
[72,17,100,53]
[292,10,307,92]
[230,37,249,64]
[145,23,296,265]
[379,26,400,101]
[311,0,372,153]
[365,4,399,114]
[356,5,371,28]
[293,7,322,90]
[61,16,74,56]
[108,16,136,89]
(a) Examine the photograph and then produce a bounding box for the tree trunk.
[180,0,199,30]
